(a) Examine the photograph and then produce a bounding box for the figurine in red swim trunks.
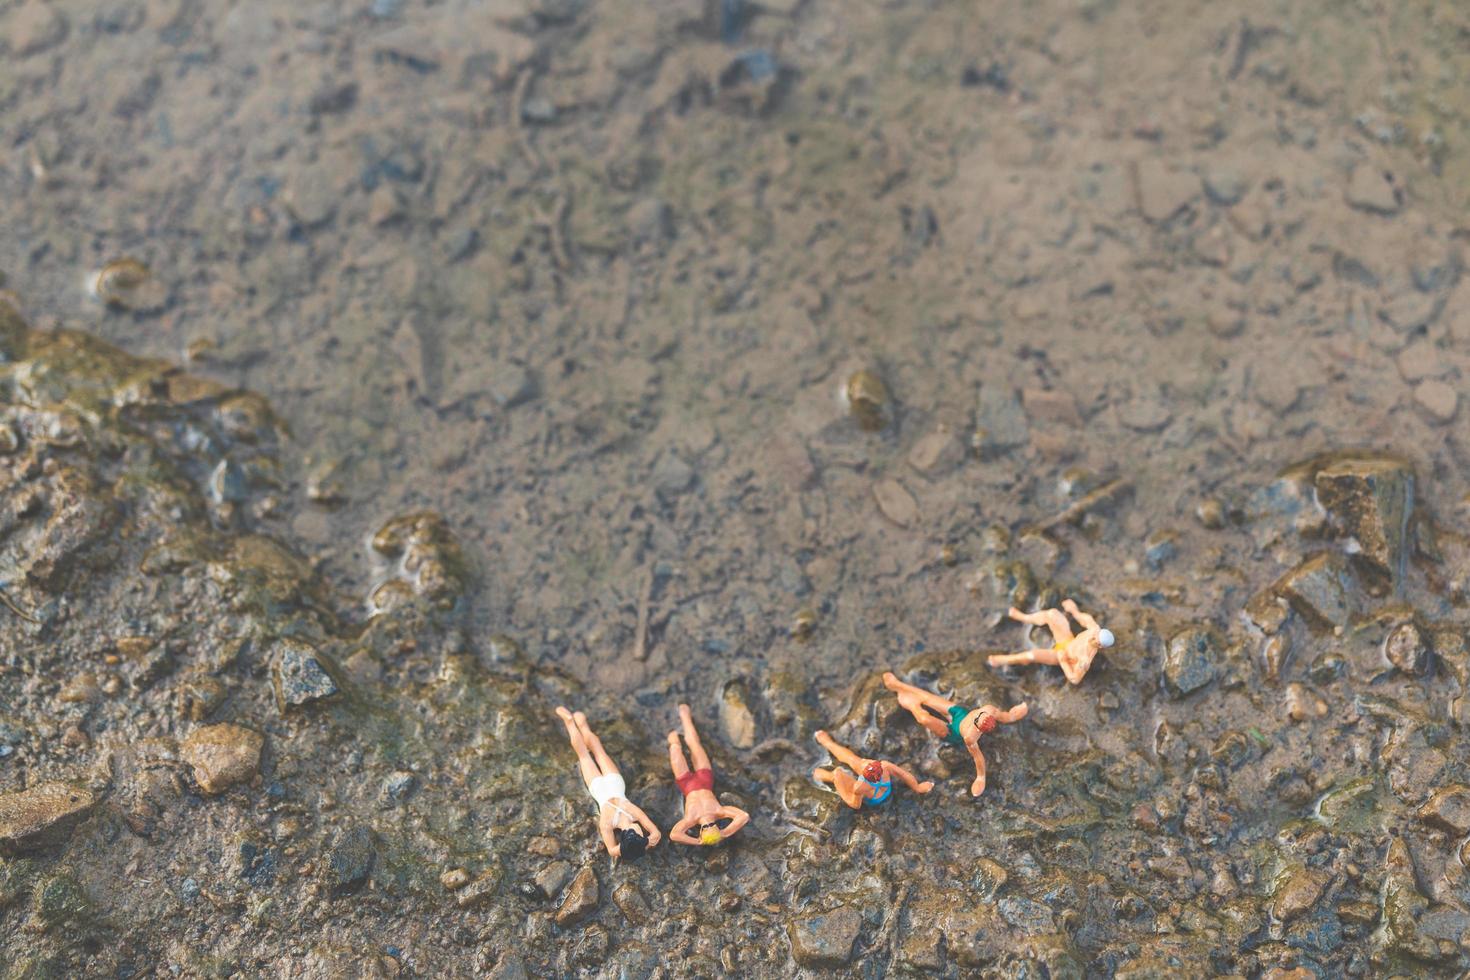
[988,599,1115,685]
[882,672,1028,797]
[812,729,934,809]
[668,703,750,846]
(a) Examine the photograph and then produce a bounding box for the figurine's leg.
[815,731,868,772]
[816,768,863,808]
[678,703,713,771]
[882,672,951,710]
[558,707,603,785]
[574,713,620,778]
[1008,607,1073,645]
[972,746,988,795]
[668,731,692,781]
[988,648,1061,668]
[813,766,836,784]
[895,691,950,738]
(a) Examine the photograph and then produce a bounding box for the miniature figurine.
[556,706,661,861]
[988,599,1115,685]
[881,672,1028,797]
[667,703,750,846]
[812,729,934,809]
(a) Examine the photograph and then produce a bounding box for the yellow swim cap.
[700,826,722,846]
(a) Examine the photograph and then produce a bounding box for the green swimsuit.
[943,705,972,746]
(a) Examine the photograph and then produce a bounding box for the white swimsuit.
[588,772,626,808]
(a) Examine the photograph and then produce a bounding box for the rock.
[1271,865,1329,922]
[907,425,963,475]
[8,1,67,57]
[180,724,263,795]
[555,866,599,926]
[486,363,537,408]
[380,770,416,806]
[719,680,757,749]
[845,370,888,431]
[1313,454,1414,579]
[272,639,339,709]
[625,198,673,245]
[456,868,501,909]
[1396,340,1450,382]
[652,451,695,501]
[998,895,1055,934]
[1021,388,1082,427]
[1381,291,1443,332]
[1284,683,1326,723]
[1379,838,1442,962]
[323,825,375,896]
[533,859,574,899]
[1202,168,1248,206]
[1163,624,1223,698]
[1417,784,1470,836]
[440,868,469,890]
[0,782,97,852]
[611,880,653,925]
[285,166,337,227]
[788,905,862,968]
[1272,552,1361,630]
[1413,380,1458,424]
[872,478,918,527]
[1345,164,1402,215]
[974,386,1028,456]
[1117,391,1172,432]
[1384,622,1431,676]
[1134,160,1197,222]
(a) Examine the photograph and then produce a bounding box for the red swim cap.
[862,761,883,782]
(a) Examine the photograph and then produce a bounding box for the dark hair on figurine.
[617,827,648,861]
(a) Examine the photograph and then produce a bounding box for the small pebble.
[1195,497,1226,529]
[844,370,887,431]
[1413,380,1458,424]
[872,478,918,527]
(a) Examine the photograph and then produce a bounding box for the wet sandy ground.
[5,0,1470,975]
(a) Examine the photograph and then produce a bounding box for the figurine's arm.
[598,812,620,856]
[1062,599,1099,632]
[966,742,988,796]
[668,814,700,845]
[882,760,934,794]
[624,801,662,847]
[718,806,750,837]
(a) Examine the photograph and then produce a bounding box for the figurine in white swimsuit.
[556,707,661,860]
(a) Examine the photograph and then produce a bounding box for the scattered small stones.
[872,478,918,527]
[1345,163,1402,215]
[1163,624,1223,698]
[181,723,263,795]
[272,639,339,709]
[1384,622,1431,676]
[788,905,862,968]
[554,866,599,926]
[0,782,97,853]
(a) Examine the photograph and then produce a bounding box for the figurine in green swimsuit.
[882,672,1028,797]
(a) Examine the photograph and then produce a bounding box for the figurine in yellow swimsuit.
[988,599,1114,686]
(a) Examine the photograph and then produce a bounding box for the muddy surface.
[4,0,1470,976]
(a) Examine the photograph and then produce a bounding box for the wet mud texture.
[5,0,1470,976]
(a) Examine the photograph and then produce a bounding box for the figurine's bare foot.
[882,671,900,689]
[573,711,589,726]
[917,781,935,793]
[668,731,681,745]
[1007,606,1025,621]
[814,730,831,744]
[970,777,986,797]
[555,706,573,721]
[678,703,694,726]
[1062,598,1080,614]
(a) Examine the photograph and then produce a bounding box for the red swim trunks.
[676,768,715,796]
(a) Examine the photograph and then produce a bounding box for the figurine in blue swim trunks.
[812,729,934,809]
[882,672,1028,797]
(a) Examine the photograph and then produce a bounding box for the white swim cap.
[1098,629,1115,648]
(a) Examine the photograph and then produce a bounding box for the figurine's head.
[698,822,723,846]
[617,827,649,861]
[1096,628,1115,648]
[861,760,884,783]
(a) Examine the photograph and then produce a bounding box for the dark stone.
[1384,622,1431,676]
[1163,624,1224,698]
[323,826,375,896]
[1272,553,1361,631]
[237,840,277,888]
[0,782,98,853]
[1313,455,1414,581]
[272,639,339,709]
[380,771,416,806]
[1417,784,1470,836]
[554,866,599,926]
[788,904,862,968]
